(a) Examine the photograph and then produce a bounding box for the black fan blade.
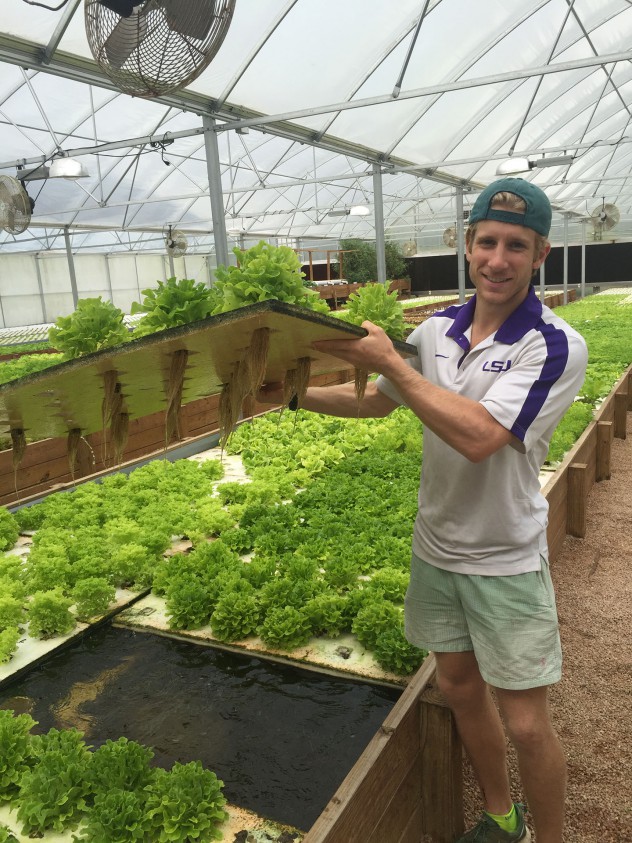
[98,0,142,16]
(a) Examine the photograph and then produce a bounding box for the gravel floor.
[462,411,632,842]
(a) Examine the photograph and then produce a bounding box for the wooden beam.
[596,420,613,481]
[567,462,588,537]
[614,392,628,439]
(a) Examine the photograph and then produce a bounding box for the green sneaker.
[456,803,531,842]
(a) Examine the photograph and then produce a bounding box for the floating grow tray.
[0,301,415,442]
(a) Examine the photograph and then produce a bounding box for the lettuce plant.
[351,600,402,650]
[0,596,24,631]
[165,575,212,630]
[0,709,36,798]
[258,605,313,650]
[72,577,115,621]
[0,508,19,552]
[372,627,427,676]
[0,824,19,843]
[0,627,20,664]
[336,281,406,339]
[17,728,92,835]
[131,277,219,337]
[48,297,129,359]
[73,789,151,842]
[212,240,330,314]
[87,737,155,795]
[304,592,348,638]
[27,590,76,639]
[144,761,228,843]
[210,592,262,642]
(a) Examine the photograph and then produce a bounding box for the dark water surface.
[0,625,400,830]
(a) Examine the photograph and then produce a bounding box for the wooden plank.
[596,420,613,481]
[366,755,422,843]
[567,462,588,538]
[614,392,628,440]
[543,468,568,563]
[303,656,436,843]
[419,694,463,842]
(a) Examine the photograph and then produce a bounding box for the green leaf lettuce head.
[131,277,219,337]
[212,240,330,314]
[0,709,37,798]
[144,761,228,842]
[336,282,406,340]
[48,297,129,359]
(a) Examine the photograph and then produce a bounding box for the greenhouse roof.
[2,0,632,256]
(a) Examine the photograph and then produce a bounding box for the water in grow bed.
[0,625,400,830]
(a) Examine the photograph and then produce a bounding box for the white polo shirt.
[376,287,588,575]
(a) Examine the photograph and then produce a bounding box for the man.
[258,177,588,843]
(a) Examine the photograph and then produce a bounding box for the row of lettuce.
[0,709,227,842]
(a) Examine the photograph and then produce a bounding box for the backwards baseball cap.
[469,177,552,237]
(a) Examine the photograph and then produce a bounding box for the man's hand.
[255,381,285,405]
[311,320,404,378]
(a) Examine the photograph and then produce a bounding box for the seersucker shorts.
[404,552,562,690]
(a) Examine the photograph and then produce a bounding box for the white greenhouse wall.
[0,252,218,328]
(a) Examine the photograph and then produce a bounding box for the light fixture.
[16,165,50,182]
[327,205,371,217]
[48,157,91,179]
[496,155,574,176]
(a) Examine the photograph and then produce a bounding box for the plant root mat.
[0,301,415,442]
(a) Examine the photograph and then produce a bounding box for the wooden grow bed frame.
[0,323,629,842]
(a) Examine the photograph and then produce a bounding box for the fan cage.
[85,0,236,98]
[0,175,32,235]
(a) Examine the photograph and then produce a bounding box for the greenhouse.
[0,2,631,843]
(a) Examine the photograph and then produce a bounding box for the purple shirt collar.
[445,286,543,351]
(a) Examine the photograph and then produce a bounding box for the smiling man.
[258,177,588,843]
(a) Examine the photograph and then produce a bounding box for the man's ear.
[533,242,551,271]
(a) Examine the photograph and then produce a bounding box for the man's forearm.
[298,381,397,418]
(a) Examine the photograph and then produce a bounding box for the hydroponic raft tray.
[0,301,416,442]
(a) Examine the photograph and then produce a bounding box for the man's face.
[466,219,550,308]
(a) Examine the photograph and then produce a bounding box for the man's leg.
[434,650,513,815]
[495,685,566,843]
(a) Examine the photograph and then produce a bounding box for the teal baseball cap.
[469,177,552,237]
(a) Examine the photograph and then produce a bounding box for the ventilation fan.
[85,0,236,97]
[164,225,188,257]
[443,226,457,249]
[402,240,417,257]
[0,175,34,234]
[590,200,620,241]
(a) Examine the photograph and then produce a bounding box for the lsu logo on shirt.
[482,360,512,373]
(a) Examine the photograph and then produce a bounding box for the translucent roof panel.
[1,0,632,254]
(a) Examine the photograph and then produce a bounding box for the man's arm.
[307,321,514,462]
[257,379,399,418]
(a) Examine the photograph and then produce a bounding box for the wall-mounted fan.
[402,240,417,257]
[590,200,620,241]
[85,0,236,97]
[164,225,188,257]
[0,175,34,234]
[443,226,457,249]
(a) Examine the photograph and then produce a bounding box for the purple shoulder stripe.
[510,320,570,440]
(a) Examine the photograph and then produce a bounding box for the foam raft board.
[0,301,416,441]
[114,593,407,688]
[0,803,303,842]
[0,586,147,691]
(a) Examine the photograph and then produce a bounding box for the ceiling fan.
[85,0,236,97]
[590,199,620,241]
[0,175,34,235]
